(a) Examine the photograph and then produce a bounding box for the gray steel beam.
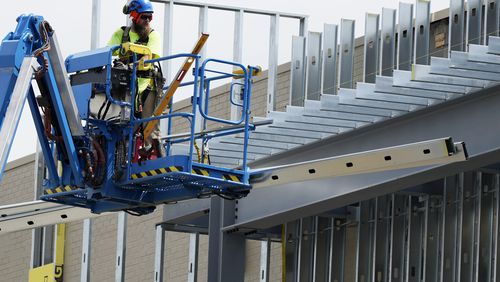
[267,14,279,113]
[449,0,465,52]
[290,36,307,106]
[307,32,322,100]
[415,0,430,65]
[467,0,483,46]
[398,3,414,70]
[381,8,396,77]
[323,24,338,95]
[339,19,355,89]
[364,13,380,83]
[227,84,500,231]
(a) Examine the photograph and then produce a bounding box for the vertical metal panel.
[398,2,414,70]
[231,9,244,121]
[390,194,407,282]
[161,1,174,135]
[330,218,346,282]
[188,233,199,282]
[314,217,330,281]
[80,219,92,282]
[356,200,375,282]
[323,24,338,95]
[449,0,465,52]
[486,0,499,42]
[290,36,306,106]
[364,13,380,83]
[442,175,460,281]
[467,0,482,45]
[460,172,476,282]
[424,197,441,282]
[339,19,355,89]
[299,217,316,281]
[375,196,390,282]
[300,17,309,37]
[115,212,127,282]
[285,220,300,282]
[154,224,165,282]
[260,239,271,282]
[267,14,279,113]
[415,0,430,65]
[90,0,101,50]
[381,8,396,76]
[307,32,322,100]
[478,173,495,282]
[407,196,423,282]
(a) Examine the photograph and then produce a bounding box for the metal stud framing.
[259,239,271,282]
[486,0,500,42]
[364,13,380,83]
[323,24,338,94]
[449,0,465,52]
[415,0,430,65]
[188,233,199,282]
[115,212,127,282]
[231,9,244,121]
[267,14,280,113]
[467,0,483,46]
[339,19,355,88]
[154,224,165,282]
[398,2,414,70]
[306,32,322,100]
[381,8,396,76]
[290,36,306,106]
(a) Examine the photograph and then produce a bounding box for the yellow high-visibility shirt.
[107,27,162,93]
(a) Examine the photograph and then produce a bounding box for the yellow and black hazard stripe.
[131,166,183,180]
[191,168,210,177]
[44,185,78,195]
[222,174,242,183]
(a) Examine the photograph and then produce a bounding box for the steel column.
[364,13,380,83]
[381,8,396,77]
[407,196,423,282]
[356,200,375,282]
[323,24,338,94]
[154,224,165,282]
[415,0,430,65]
[290,36,306,106]
[398,2,414,70]
[307,32,322,100]
[339,19,355,89]
[188,233,199,282]
[284,220,300,282]
[478,173,495,281]
[267,14,279,113]
[424,196,441,282]
[374,196,390,282]
[299,217,316,281]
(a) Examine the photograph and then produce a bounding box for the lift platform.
[0,15,468,216]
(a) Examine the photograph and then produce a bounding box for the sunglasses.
[140,14,153,21]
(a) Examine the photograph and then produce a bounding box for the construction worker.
[108,0,165,158]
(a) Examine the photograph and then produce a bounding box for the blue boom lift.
[0,15,468,216]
